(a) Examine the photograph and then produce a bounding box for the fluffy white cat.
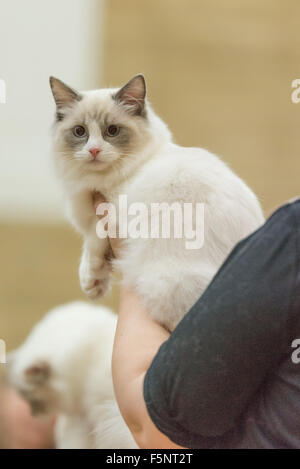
[7,302,137,449]
[50,75,264,331]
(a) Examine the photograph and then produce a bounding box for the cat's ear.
[114,74,146,116]
[24,361,51,384]
[49,77,82,110]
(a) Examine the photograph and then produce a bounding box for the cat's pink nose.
[89,147,101,158]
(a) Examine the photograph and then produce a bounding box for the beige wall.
[104,0,300,214]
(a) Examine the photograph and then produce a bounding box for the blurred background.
[1,0,300,353]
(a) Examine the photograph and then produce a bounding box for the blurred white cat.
[50,75,264,331]
[8,302,137,449]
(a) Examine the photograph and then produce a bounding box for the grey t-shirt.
[144,200,300,448]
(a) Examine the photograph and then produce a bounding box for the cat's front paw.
[79,256,111,300]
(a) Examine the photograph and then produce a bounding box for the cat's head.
[50,74,167,177]
[7,302,116,417]
[7,354,58,417]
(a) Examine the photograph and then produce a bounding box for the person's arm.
[142,200,300,447]
[112,286,184,449]
[112,200,300,448]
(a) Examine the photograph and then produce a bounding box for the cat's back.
[127,143,264,230]
[130,143,251,198]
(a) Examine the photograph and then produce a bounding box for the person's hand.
[0,385,55,449]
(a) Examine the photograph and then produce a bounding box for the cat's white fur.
[50,75,264,331]
[8,302,137,449]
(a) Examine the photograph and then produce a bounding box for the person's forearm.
[112,286,183,448]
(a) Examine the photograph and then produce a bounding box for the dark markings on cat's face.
[63,114,136,153]
[101,119,134,149]
[103,126,132,148]
[56,111,65,122]
[64,128,88,150]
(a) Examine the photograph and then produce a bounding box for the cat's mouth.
[85,158,108,171]
[86,157,102,165]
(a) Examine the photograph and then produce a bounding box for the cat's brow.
[84,110,119,128]
[84,110,105,124]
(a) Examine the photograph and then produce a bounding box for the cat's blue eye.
[73,125,86,138]
[106,125,120,137]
